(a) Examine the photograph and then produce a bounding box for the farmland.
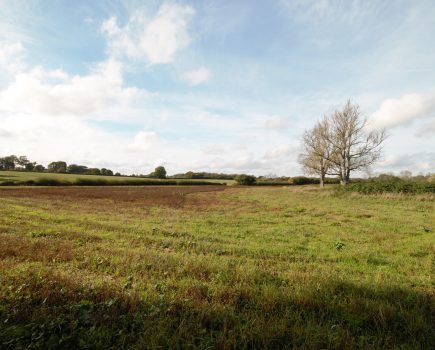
[0,186,434,349]
[0,171,234,186]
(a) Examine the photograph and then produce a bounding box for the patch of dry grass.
[0,186,433,349]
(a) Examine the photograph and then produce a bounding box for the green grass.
[0,186,433,349]
[0,170,234,186]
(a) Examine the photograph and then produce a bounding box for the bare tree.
[399,170,412,180]
[299,100,386,186]
[298,118,333,187]
[322,100,386,185]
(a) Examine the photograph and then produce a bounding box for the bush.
[290,176,319,185]
[337,181,435,194]
[176,180,224,186]
[255,180,290,186]
[234,175,257,185]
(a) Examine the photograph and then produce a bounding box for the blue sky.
[0,0,434,175]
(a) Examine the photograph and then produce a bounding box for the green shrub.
[290,176,319,185]
[255,181,290,186]
[234,175,257,185]
[176,180,224,186]
[337,181,435,194]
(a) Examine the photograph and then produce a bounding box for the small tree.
[300,100,386,186]
[399,170,412,180]
[16,156,30,169]
[151,166,167,179]
[298,118,333,187]
[85,168,101,176]
[67,164,88,174]
[324,100,386,185]
[235,174,256,185]
[0,155,17,170]
[34,164,45,172]
[48,161,67,173]
[101,168,113,176]
[25,162,36,171]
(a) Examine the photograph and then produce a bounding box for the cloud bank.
[370,93,435,129]
[180,67,212,86]
[101,4,194,65]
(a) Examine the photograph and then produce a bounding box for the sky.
[0,0,434,176]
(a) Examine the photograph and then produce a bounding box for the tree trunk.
[339,164,346,185]
[345,168,351,184]
[319,165,325,188]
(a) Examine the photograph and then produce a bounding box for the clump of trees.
[48,161,67,173]
[47,161,115,175]
[0,155,114,176]
[299,100,386,186]
[0,155,45,172]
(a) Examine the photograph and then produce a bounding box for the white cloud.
[0,60,145,117]
[369,93,435,129]
[264,116,289,129]
[128,131,161,151]
[0,41,25,74]
[101,3,195,65]
[416,120,435,137]
[0,128,12,137]
[201,144,225,155]
[279,0,386,25]
[264,144,294,159]
[377,152,435,173]
[180,67,212,86]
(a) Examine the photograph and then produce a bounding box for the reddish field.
[0,186,225,207]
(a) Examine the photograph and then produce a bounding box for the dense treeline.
[0,155,116,176]
[170,171,237,180]
[0,155,46,172]
[1,155,433,188]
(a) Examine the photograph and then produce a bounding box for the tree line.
[0,156,117,176]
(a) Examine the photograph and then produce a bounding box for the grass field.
[0,171,234,185]
[0,186,434,349]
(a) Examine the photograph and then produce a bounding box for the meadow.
[0,185,433,349]
[0,171,233,186]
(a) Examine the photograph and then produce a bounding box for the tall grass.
[0,186,433,348]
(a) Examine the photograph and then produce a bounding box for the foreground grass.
[0,186,433,349]
[0,171,234,185]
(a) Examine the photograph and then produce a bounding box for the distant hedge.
[0,178,224,187]
[338,181,435,194]
[256,181,290,186]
